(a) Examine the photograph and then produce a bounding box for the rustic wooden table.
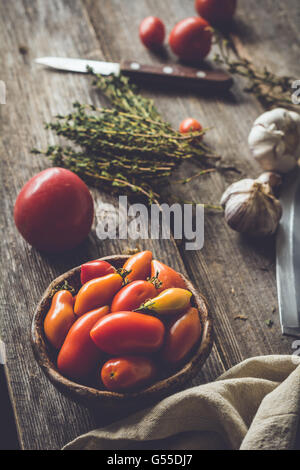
[1,0,299,450]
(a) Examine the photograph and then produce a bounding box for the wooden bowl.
[31,255,213,411]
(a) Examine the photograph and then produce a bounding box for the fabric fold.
[63,355,300,450]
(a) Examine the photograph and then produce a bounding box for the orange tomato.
[57,305,109,380]
[101,356,156,392]
[123,251,152,282]
[90,311,165,355]
[162,307,202,364]
[44,290,76,350]
[150,259,186,293]
[74,273,123,316]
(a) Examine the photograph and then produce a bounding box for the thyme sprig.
[33,71,217,204]
[214,32,298,111]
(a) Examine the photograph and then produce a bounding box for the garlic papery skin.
[220,178,282,237]
[248,108,300,173]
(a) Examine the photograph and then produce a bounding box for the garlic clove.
[220,178,282,237]
[255,172,282,190]
[248,108,300,173]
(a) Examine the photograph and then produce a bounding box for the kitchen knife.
[276,167,300,337]
[35,57,233,91]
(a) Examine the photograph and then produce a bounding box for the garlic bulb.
[248,108,300,173]
[220,176,282,237]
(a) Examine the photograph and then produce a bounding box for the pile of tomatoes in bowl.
[42,251,205,393]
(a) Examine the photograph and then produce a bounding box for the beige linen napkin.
[64,355,300,450]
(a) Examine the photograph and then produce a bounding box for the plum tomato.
[57,306,109,380]
[74,273,123,316]
[179,118,203,134]
[123,250,153,282]
[101,356,156,392]
[162,306,202,364]
[169,17,213,62]
[139,16,165,49]
[195,0,237,25]
[90,311,165,355]
[111,280,157,313]
[44,290,76,350]
[14,168,94,253]
[150,259,186,293]
[80,259,115,285]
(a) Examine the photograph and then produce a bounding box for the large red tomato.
[195,0,237,24]
[90,311,165,355]
[169,17,213,62]
[14,168,94,253]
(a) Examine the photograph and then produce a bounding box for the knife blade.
[276,167,300,337]
[35,57,233,91]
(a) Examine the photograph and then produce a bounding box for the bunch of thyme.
[214,32,298,111]
[33,71,217,204]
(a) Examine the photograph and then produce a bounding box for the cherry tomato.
[179,118,203,134]
[162,307,202,364]
[44,290,76,350]
[74,273,123,316]
[151,260,186,293]
[138,288,192,316]
[195,0,237,24]
[111,280,157,313]
[101,356,156,392]
[57,306,109,381]
[123,250,153,282]
[90,311,165,355]
[139,16,165,49]
[80,259,115,285]
[169,17,212,62]
[14,168,94,253]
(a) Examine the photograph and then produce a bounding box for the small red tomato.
[179,118,203,134]
[123,250,153,282]
[74,273,123,316]
[150,260,186,294]
[14,168,94,253]
[80,260,115,285]
[90,311,165,355]
[162,307,202,364]
[101,356,156,392]
[57,306,109,381]
[139,16,165,49]
[169,17,212,62]
[195,0,237,24]
[111,280,157,313]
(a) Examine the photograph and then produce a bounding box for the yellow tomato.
[137,288,192,315]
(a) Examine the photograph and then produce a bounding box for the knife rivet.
[196,71,206,78]
[163,66,173,74]
[130,62,140,70]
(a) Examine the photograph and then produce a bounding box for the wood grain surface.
[0,0,299,450]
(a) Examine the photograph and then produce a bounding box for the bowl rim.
[31,255,213,402]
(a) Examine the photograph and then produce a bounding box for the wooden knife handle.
[121,61,233,91]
